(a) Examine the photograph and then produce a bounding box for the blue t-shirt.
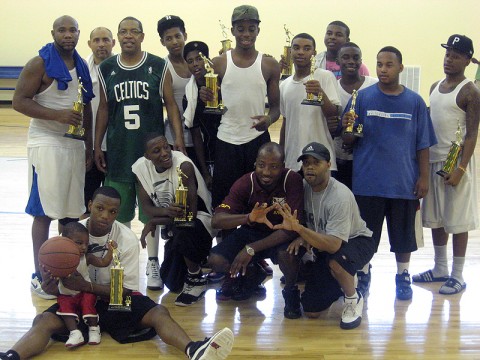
[347,84,437,199]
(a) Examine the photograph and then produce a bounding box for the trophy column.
[199,52,227,115]
[108,242,131,312]
[64,77,86,141]
[219,20,232,53]
[281,25,294,80]
[174,167,194,228]
[343,89,363,137]
[437,120,463,177]
[301,55,324,106]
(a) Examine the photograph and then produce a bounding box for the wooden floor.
[1,106,480,359]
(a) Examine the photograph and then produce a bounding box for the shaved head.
[53,15,78,30]
[90,26,113,40]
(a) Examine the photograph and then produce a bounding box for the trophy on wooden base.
[219,20,232,53]
[437,120,463,178]
[301,55,324,106]
[108,241,131,312]
[174,167,194,228]
[64,77,86,141]
[199,52,227,115]
[343,89,363,137]
[281,24,294,80]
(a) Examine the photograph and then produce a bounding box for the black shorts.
[355,195,419,253]
[301,236,375,313]
[171,218,213,264]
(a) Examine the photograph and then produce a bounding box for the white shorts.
[26,146,85,219]
[422,157,478,233]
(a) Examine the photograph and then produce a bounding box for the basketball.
[38,236,81,278]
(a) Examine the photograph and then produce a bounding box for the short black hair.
[62,222,88,239]
[118,16,143,32]
[292,33,316,50]
[257,142,285,163]
[378,46,403,64]
[92,186,121,202]
[143,132,167,152]
[339,42,360,51]
[328,20,350,38]
[157,15,185,38]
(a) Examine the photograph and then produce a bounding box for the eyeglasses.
[118,29,143,36]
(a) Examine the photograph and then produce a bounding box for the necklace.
[86,219,112,283]
[310,178,331,233]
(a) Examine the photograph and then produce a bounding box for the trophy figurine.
[64,77,86,140]
[281,24,294,80]
[199,52,227,115]
[343,89,363,137]
[219,20,232,53]
[174,167,194,228]
[436,120,463,177]
[301,55,324,106]
[108,241,132,312]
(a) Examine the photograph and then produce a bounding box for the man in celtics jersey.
[95,16,186,226]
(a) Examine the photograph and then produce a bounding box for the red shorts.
[57,292,98,321]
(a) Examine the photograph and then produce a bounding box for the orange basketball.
[38,236,81,278]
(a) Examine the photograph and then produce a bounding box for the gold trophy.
[174,167,194,228]
[343,89,363,137]
[64,77,86,140]
[219,20,232,53]
[199,52,227,115]
[281,24,294,80]
[108,240,131,312]
[301,55,324,106]
[437,120,463,177]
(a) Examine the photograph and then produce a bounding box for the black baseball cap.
[231,5,260,24]
[441,34,474,58]
[297,142,331,162]
[183,41,209,61]
[157,15,185,37]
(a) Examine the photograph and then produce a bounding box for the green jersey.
[99,52,167,182]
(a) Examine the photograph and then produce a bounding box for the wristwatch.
[245,245,255,256]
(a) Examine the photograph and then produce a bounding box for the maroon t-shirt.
[215,168,304,232]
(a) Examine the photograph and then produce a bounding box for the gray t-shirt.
[304,177,372,242]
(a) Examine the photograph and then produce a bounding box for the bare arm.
[415,147,429,198]
[190,127,212,190]
[279,116,286,149]
[163,70,185,154]
[94,81,108,173]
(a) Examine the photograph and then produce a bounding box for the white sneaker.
[66,329,85,348]
[175,271,207,306]
[340,292,363,330]
[146,258,163,290]
[188,327,234,360]
[88,325,101,345]
[31,273,56,300]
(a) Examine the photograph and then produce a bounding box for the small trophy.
[301,55,324,106]
[64,77,86,140]
[108,241,131,312]
[281,24,294,80]
[219,20,232,53]
[199,52,227,115]
[343,89,363,137]
[436,120,463,177]
[174,167,194,228]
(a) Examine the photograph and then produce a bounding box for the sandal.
[439,278,466,295]
[412,269,449,283]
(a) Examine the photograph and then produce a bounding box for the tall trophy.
[301,55,324,106]
[436,120,463,177]
[199,52,227,115]
[343,89,363,137]
[64,77,86,140]
[108,241,131,312]
[219,20,232,53]
[281,24,294,80]
[174,167,194,228]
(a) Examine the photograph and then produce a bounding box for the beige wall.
[1,0,478,100]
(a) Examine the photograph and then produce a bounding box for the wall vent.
[400,65,421,94]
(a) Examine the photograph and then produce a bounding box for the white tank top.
[218,51,267,145]
[164,59,193,147]
[429,78,470,162]
[28,68,84,149]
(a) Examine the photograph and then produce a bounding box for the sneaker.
[88,325,101,345]
[207,271,226,283]
[340,292,364,329]
[395,270,413,301]
[282,285,302,319]
[216,276,240,301]
[0,350,20,360]
[175,271,207,306]
[65,329,85,348]
[258,259,273,276]
[231,263,267,301]
[31,273,56,300]
[146,258,163,290]
[188,327,234,360]
[356,264,372,297]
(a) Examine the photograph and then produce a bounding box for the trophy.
[281,24,294,80]
[436,120,463,177]
[108,241,131,312]
[301,55,324,106]
[199,52,227,115]
[64,77,86,140]
[219,20,232,53]
[343,89,363,137]
[174,167,194,228]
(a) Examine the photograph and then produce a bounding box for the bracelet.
[458,165,467,173]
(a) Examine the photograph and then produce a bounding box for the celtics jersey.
[99,52,167,182]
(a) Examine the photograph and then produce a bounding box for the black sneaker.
[216,276,240,301]
[356,264,372,297]
[395,270,413,300]
[282,285,302,319]
[0,350,20,360]
[187,327,234,360]
[175,271,207,306]
[231,263,267,301]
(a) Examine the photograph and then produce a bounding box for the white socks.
[396,262,410,275]
[146,225,160,258]
[451,256,465,284]
[432,245,449,277]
